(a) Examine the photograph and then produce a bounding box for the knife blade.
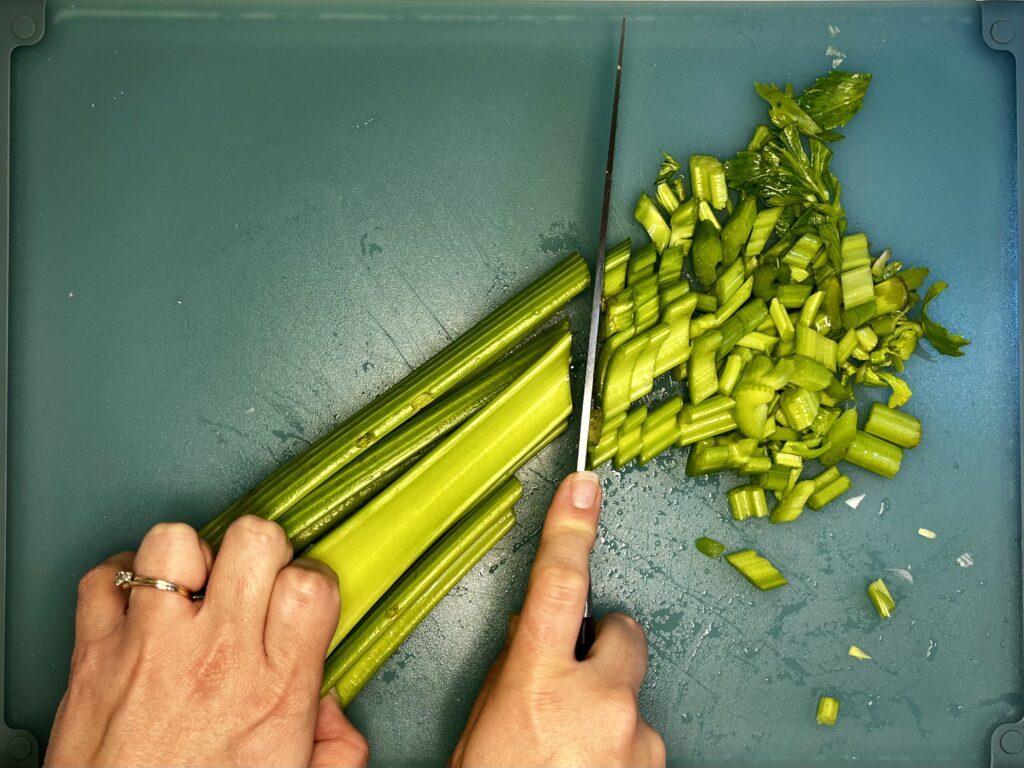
[574,15,626,661]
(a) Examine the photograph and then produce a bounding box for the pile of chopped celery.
[589,69,967,567]
[595,69,970,727]
[201,253,590,704]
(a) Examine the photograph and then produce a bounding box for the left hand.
[47,516,369,768]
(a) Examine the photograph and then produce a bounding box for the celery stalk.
[324,478,520,704]
[845,430,903,478]
[307,331,573,651]
[864,403,921,448]
[201,253,588,546]
[281,323,566,549]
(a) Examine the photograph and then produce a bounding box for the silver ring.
[115,570,195,601]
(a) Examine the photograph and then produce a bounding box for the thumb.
[511,472,601,663]
[309,692,370,768]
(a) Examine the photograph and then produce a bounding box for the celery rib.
[201,253,588,546]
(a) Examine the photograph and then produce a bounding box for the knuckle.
[609,613,648,648]
[534,560,588,609]
[77,565,109,599]
[279,565,339,608]
[227,515,288,550]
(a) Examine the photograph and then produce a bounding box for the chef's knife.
[574,15,626,661]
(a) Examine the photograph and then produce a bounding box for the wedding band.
[115,570,198,601]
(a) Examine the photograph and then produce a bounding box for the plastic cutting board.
[0,1,1021,766]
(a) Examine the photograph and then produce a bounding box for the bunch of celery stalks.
[198,70,967,713]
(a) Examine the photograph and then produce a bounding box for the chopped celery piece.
[689,330,723,405]
[770,298,796,341]
[867,578,896,618]
[820,408,857,466]
[873,277,908,315]
[808,473,851,510]
[680,394,736,423]
[722,196,757,265]
[283,324,564,549]
[670,198,699,242]
[864,403,921,448]
[601,288,634,339]
[659,278,691,308]
[717,296,766,357]
[627,243,658,286]
[602,332,648,419]
[678,410,738,447]
[735,331,778,354]
[693,219,724,289]
[848,645,872,661]
[587,433,617,469]
[694,293,718,312]
[690,154,729,209]
[725,549,788,590]
[729,484,769,521]
[779,386,820,431]
[773,451,804,470]
[740,455,773,474]
[841,233,871,270]
[596,327,635,400]
[718,352,747,396]
[659,245,687,284]
[603,238,632,298]
[634,192,671,252]
[845,430,903,478]
[654,294,699,378]
[686,442,732,475]
[695,536,726,559]
[614,405,648,469]
[323,478,519,704]
[798,290,825,328]
[629,323,670,401]
[789,354,833,391]
[656,181,680,215]
[753,264,778,302]
[640,397,683,463]
[202,252,588,547]
[783,234,823,273]
[841,265,875,309]
[795,326,837,371]
[715,258,747,305]
[918,527,938,539]
[734,384,774,440]
[308,331,572,650]
[810,466,842,491]
[745,207,783,257]
[816,696,840,727]
[770,480,815,523]
[776,283,813,308]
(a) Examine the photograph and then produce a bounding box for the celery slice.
[695,536,726,559]
[845,430,902,478]
[640,397,683,463]
[867,578,896,618]
[864,403,921,448]
[688,330,723,404]
[603,238,632,299]
[634,193,671,252]
[322,477,520,704]
[770,480,815,523]
[693,219,724,289]
[726,549,788,590]
[722,196,757,265]
[848,645,872,661]
[816,696,840,726]
[819,408,857,466]
[690,154,729,209]
[728,484,770,521]
[307,331,573,651]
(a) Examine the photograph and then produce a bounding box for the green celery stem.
[322,478,521,702]
[863,403,921,449]
[200,253,589,546]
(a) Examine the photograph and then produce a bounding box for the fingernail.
[571,471,600,509]
[326,686,342,706]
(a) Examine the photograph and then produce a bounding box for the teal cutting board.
[3,1,1019,766]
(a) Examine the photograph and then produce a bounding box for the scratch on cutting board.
[394,265,454,341]
[367,312,414,370]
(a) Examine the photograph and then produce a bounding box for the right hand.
[449,472,666,767]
